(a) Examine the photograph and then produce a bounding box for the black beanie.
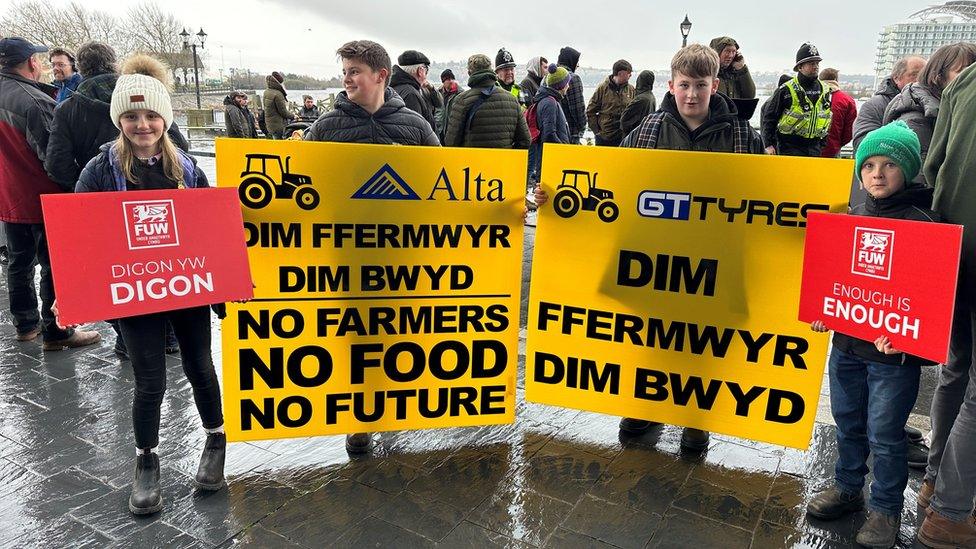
[440,69,455,82]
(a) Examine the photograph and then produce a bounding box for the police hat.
[794,43,822,71]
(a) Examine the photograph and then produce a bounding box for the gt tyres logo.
[637,191,691,220]
[636,189,829,227]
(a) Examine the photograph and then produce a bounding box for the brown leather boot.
[918,507,976,548]
[918,479,935,510]
[42,328,101,351]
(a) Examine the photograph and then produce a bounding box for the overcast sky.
[23,0,938,76]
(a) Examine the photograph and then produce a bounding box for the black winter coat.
[883,83,940,185]
[302,88,439,145]
[224,95,258,138]
[45,73,189,190]
[832,183,940,367]
[390,66,436,131]
[619,70,658,137]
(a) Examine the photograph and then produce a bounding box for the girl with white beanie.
[74,54,226,516]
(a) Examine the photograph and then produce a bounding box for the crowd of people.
[2,31,976,547]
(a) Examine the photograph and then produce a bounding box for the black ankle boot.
[129,452,162,515]
[194,432,226,491]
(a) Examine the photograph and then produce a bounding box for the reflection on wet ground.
[0,157,934,547]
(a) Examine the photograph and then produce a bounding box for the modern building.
[875,1,976,80]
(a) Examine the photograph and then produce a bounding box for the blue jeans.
[829,348,920,515]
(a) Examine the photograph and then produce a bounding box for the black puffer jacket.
[444,70,530,149]
[883,83,940,184]
[833,183,940,367]
[390,66,436,131]
[45,72,189,190]
[303,87,439,145]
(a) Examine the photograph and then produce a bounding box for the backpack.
[525,101,541,143]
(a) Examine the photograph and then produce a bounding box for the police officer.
[495,48,527,109]
[760,43,833,157]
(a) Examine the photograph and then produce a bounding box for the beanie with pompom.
[545,63,571,90]
[111,53,174,129]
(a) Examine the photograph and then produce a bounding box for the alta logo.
[351,164,421,200]
[123,199,180,250]
[851,227,894,280]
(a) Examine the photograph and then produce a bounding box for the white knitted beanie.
[111,54,174,129]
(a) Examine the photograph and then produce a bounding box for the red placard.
[42,188,253,325]
[799,211,962,364]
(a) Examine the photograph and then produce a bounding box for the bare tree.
[1,0,207,88]
[124,2,199,85]
[0,1,132,54]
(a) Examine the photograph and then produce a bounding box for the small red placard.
[42,188,253,325]
[799,212,962,364]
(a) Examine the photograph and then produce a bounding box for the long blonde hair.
[113,130,185,186]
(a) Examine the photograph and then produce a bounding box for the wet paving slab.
[0,164,937,547]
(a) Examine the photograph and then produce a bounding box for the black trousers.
[3,222,71,341]
[118,306,223,449]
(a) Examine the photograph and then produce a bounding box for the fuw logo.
[123,199,180,250]
[851,227,894,280]
[351,164,420,200]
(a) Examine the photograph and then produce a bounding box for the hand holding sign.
[50,299,80,330]
[874,335,901,355]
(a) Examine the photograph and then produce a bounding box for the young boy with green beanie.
[806,120,940,549]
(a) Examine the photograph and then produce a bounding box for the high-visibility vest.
[776,77,832,139]
[507,82,527,110]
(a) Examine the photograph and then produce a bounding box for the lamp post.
[180,27,207,108]
[680,15,692,48]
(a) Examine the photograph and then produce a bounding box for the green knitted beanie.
[855,120,922,183]
[545,63,571,90]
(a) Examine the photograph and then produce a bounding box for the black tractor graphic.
[552,169,619,223]
[238,154,319,210]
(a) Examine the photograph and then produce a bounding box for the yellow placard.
[216,139,525,442]
[526,144,852,449]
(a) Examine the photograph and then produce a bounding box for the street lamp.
[180,27,207,108]
[680,15,692,48]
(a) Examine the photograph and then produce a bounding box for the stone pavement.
[0,156,939,548]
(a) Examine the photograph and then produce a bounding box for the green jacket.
[586,76,635,142]
[927,62,976,288]
[263,77,293,134]
[444,71,530,149]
